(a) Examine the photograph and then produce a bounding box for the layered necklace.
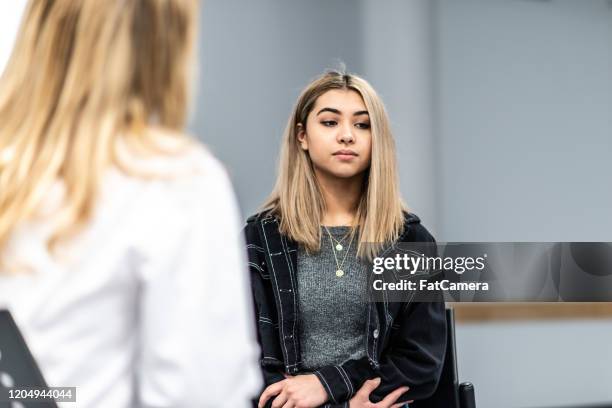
[323,226,355,277]
[328,228,350,252]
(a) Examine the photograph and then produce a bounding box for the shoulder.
[115,141,244,265]
[108,134,239,236]
[399,211,436,243]
[115,130,234,199]
[243,211,278,259]
[245,210,276,226]
[115,127,228,180]
[243,210,277,243]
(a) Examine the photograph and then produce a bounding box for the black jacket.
[244,212,447,407]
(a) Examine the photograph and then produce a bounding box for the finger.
[258,382,285,408]
[389,397,413,408]
[281,401,295,408]
[270,391,288,408]
[390,401,412,408]
[379,386,409,407]
[357,377,382,397]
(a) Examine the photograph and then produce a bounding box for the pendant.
[336,269,344,277]
[335,243,343,251]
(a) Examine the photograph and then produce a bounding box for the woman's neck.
[316,170,364,226]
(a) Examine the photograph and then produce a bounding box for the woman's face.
[297,89,372,182]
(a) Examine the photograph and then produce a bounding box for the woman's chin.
[319,168,366,181]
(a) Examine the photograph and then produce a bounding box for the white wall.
[0,2,26,74]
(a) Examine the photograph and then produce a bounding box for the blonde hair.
[0,0,198,267]
[263,70,406,260]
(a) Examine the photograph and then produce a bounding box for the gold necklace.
[325,228,351,252]
[324,226,355,277]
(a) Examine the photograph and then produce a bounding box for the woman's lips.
[334,154,357,161]
[333,150,358,161]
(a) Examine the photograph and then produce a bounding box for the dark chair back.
[0,310,58,408]
[411,308,476,408]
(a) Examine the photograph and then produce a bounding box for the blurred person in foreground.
[0,0,260,406]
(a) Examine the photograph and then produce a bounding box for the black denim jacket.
[244,212,447,407]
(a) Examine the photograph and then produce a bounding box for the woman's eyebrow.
[316,107,341,116]
[316,107,370,116]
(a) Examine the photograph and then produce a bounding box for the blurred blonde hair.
[0,0,198,267]
[263,70,406,260]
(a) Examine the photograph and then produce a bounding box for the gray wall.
[361,0,439,234]
[192,0,364,217]
[436,1,612,407]
[436,0,612,242]
[457,319,612,408]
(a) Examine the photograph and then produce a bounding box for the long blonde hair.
[264,70,406,260]
[0,0,198,264]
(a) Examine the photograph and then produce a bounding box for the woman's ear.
[296,123,308,151]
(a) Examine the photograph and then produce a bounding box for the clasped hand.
[258,375,412,408]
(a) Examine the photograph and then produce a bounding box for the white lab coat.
[0,142,261,407]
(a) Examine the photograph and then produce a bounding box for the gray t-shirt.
[297,226,368,370]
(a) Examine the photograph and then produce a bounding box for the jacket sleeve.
[312,225,447,405]
[243,221,287,389]
[313,300,446,404]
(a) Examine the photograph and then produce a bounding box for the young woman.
[244,71,447,408]
[0,1,260,406]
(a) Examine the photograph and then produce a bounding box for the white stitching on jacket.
[334,365,352,396]
[337,365,354,396]
[314,370,338,404]
[247,243,265,252]
[260,219,290,368]
[280,233,299,368]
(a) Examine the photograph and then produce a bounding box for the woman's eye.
[321,120,337,127]
[355,122,371,129]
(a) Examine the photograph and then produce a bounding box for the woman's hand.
[258,374,328,408]
[349,378,412,408]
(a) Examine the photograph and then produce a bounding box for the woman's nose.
[338,123,355,144]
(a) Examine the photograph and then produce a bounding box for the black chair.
[411,308,476,408]
[0,310,58,408]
